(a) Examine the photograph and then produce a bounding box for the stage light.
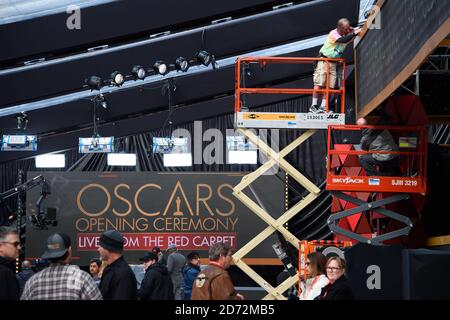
[175,57,189,72]
[196,50,212,66]
[152,137,191,167]
[107,153,137,166]
[79,136,114,153]
[86,76,103,90]
[35,154,66,168]
[228,150,257,164]
[163,153,192,167]
[1,135,38,151]
[131,65,146,80]
[153,61,169,75]
[226,135,257,164]
[111,71,125,86]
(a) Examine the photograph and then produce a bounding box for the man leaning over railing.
[310,18,361,114]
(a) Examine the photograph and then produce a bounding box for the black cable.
[158,78,177,139]
[92,98,98,137]
[201,29,206,50]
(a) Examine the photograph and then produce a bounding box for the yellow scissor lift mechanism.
[231,56,346,300]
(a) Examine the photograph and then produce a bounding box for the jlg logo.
[327,114,339,119]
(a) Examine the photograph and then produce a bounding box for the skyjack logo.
[332,177,365,184]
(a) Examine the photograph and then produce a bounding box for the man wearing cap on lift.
[98,230,137,300]
[21,233,102,300]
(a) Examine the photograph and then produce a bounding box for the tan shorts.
[313,60,337,88]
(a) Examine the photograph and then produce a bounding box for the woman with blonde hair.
[299,252,329,300]
[316,256,354,300]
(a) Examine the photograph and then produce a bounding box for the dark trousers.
[359,155,400,176]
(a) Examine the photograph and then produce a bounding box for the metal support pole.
[16,170,25,274]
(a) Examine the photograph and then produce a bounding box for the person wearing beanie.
[98,230,137,300]
[21,232,102,300]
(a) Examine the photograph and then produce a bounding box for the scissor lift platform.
[235,111,345,129]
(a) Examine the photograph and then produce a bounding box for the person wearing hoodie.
[138,251,174,300]
[183,251,201,300]
[0,226,20,300]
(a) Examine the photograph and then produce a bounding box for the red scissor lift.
[326,123,428,245]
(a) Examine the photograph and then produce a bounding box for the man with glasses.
[191,242,244,300]
[0,226,20,299]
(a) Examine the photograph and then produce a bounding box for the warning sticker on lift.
[243,113,296,120]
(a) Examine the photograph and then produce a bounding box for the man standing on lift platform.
[310,18,361,114]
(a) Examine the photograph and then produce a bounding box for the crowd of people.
[1,226,353,300]
[0,226,244,300]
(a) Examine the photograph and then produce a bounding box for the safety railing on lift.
[326,125,427,194]
[234,56,347,130]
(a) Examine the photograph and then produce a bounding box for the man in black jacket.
[138,252,174,300]
[0,226,20,300]
[98,230,137,300]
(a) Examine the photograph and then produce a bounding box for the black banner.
[26,172,285,265]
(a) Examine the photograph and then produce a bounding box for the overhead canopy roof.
[0,0,361,163]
